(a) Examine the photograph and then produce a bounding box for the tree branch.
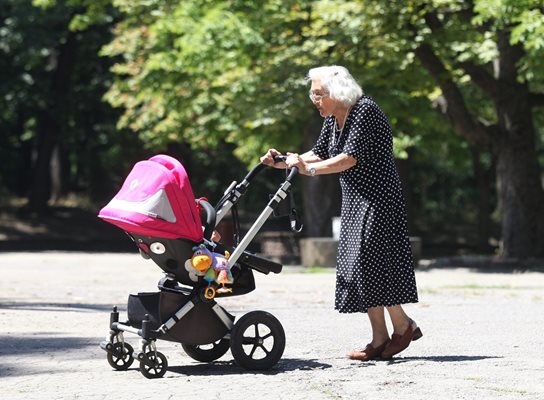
[414,43,492,149]
[421,9,501,99]
[496,30,524,82]
[458,61,499,97]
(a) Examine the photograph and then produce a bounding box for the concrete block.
[300,236,422,268]
[300,238,338,268]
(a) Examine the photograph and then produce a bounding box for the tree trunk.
[301,112,341,237]
[415,29,544,259]
[492,31,544,258]
[50,143,69,203]
[471,147,492,252]
[494,94,544,258]
[395,148,415,232]
[27,31,78,213]
[28,111,59,213]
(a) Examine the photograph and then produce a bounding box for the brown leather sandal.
[347,340,390,361]
[381,320,423,359]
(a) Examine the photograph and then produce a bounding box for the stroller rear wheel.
[182,339,230,362]
[106,342,134,371]
[230,310,285,370]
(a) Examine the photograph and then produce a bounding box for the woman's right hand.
[260,148,285,168]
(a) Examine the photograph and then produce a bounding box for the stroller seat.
[130,233,257,297]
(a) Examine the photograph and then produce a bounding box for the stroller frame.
[100,157,299,378]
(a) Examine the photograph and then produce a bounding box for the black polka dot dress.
[312,96,418,313]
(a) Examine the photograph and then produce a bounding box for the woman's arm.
[300,150,322,163]
[286,152,356,176]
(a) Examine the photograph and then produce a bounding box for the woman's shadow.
[380,355,502,364]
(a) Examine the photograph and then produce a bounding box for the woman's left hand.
[285,152,307,171]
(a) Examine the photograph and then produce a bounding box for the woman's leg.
[385,305,416,334]
[347,306,390,360]
[367,306,390,347]
[381,304,422,359]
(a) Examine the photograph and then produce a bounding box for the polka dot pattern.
[312,96,419,313]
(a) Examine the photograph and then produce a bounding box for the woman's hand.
[260,148,285,168]
[285,152,308,173]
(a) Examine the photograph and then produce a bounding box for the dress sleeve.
[342,104,373,162]
[311,118,332,160]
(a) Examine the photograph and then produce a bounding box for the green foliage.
[0,0,134,203]
[99,0,445,165]
[2,0,543,249]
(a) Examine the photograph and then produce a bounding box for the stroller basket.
[127,291,233,345]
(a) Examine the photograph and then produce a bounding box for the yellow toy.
[190,245,213,272]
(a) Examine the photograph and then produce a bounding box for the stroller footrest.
[239,253,282,275]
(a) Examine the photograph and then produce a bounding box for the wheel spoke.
[249,345,258,358]
[254,324,259,339]
[259,345,270,355]
[242,336,256,345]
[262,332,273,340]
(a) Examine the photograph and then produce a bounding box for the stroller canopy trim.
[105,188,177,223]
[98,155,203,242]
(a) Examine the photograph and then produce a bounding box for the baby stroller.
[98,154,300,378]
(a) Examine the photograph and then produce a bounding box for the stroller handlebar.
[214,154,299,225]
[241,155,298,186]
[272,155,299,181]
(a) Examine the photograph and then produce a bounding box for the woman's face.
[309,79,338,117]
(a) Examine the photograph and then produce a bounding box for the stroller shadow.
[0,301,120,313]
[168,358,332,376]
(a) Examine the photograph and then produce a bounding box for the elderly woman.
[261,65,421,361]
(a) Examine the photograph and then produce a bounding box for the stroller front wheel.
[139,350,168,379]
[106,342,134,371]
[230,310,285,370]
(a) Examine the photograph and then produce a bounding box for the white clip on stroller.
[98,154,299,378]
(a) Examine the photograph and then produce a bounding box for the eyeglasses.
[308,90,329,102]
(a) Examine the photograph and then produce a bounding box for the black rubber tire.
[106,342,134,371]
[182,339,230,362]
[230,311,285,370]
[139,351,168,379]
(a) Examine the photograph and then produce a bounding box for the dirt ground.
[0,251,543,399]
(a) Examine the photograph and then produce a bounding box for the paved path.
[0,252,543,399]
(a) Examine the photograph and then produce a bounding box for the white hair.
[307,65,363,106]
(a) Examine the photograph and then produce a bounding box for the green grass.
[478,386,529,395]
[302,266,335,273]
[443,284,513,290]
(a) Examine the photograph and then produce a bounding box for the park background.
[1,0,543,264]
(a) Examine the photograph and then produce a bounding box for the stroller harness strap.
[98,155,204,242]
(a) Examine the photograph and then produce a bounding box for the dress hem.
[335,299,419,314]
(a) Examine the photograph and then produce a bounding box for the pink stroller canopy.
[98,155,203,242]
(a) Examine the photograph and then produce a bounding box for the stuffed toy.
[204,250,233,298]
[190,244,213,272]
[185,245,234,297]
[214,251,233,293]
[184,244,213,282]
